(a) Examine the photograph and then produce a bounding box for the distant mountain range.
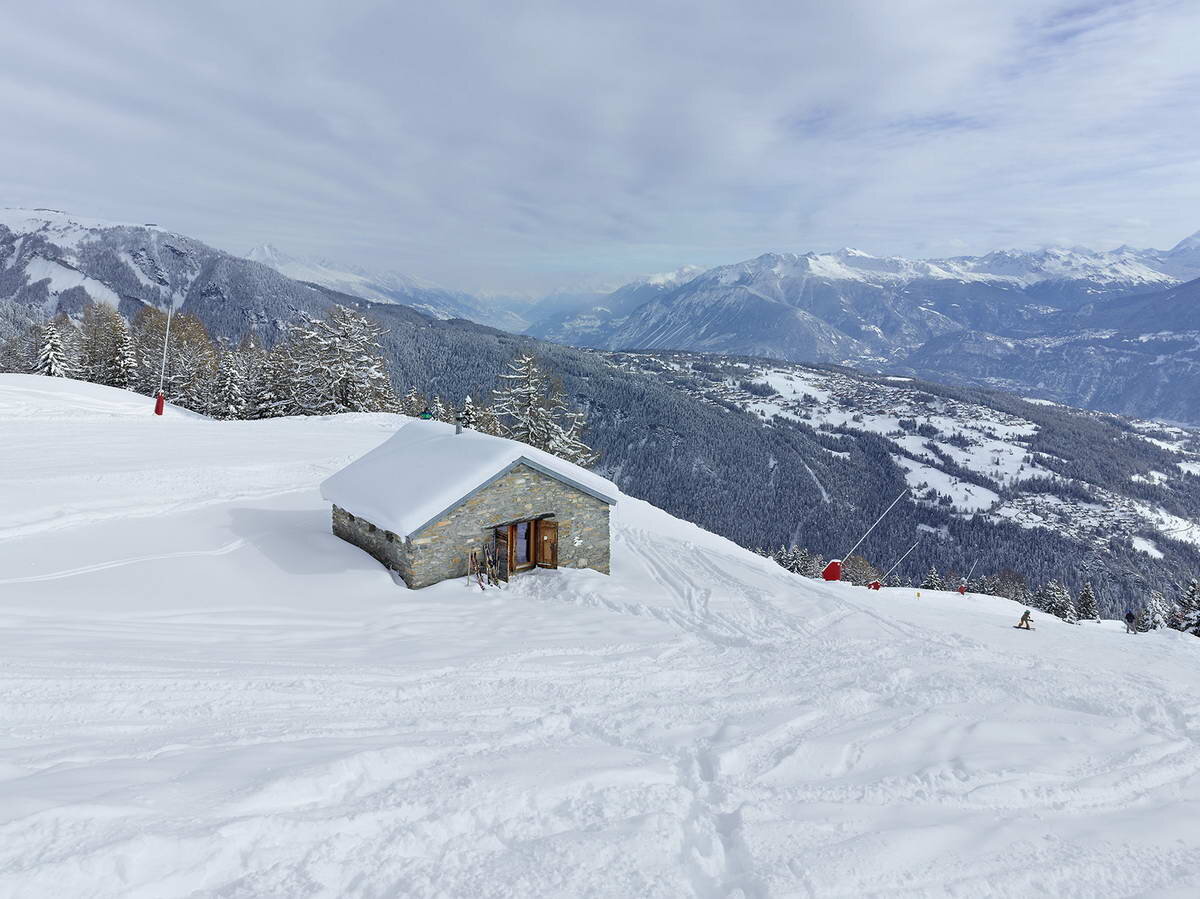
[522,237,1200,423]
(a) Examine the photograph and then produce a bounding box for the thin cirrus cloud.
[1,0,1198,293]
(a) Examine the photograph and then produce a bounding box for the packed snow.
[1131,536,1165,559]
[2,374,1200,897]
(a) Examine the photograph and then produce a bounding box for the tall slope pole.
[881,538,921,585]
[841,487,908,563]
[154,303,173,416]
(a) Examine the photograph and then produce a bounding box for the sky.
[2,0,1199,294]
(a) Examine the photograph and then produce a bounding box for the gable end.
[406,456,616,538]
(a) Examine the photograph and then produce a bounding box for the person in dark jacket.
[1016,609,1032,630]
[1124,610,1137,634]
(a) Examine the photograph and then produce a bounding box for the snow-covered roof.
[319,419,618,537]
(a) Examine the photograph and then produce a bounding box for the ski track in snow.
[2,374,1200,898]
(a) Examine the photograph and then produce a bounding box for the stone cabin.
[319,419,618,589]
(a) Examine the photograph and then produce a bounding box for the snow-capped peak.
[1170,229,1200,253]
[644,264,704,287]
[245,243,296,268]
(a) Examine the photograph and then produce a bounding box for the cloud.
[1,0,1198,292]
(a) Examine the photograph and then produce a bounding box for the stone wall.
[330,464,612,589]
[332,504,413,583]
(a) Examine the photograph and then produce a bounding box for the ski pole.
[881,538,921,584]
[842,488,907,562]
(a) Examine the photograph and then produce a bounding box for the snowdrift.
[1,374,1199,898]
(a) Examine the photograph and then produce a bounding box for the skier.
[1124,610,1137,634]
[1016,609,1033,630]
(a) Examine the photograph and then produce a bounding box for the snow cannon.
[154,391,165,416]
[822,559,842,581]
[957,584,967,596]
[868,580,882,591]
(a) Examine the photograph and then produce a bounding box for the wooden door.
[536,519,558,569]
[493,527,509,581]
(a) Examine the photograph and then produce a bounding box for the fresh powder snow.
[2,374,1199,897]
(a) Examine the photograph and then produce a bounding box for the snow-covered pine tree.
[285,305,397,415]
[0,321,39,374]
[793,547,814,577]
[105,314,137,390]
[547,406,597,467]
[770,545,791,572]
[248,348,294,419]
[430,395,449,423]
[179,352,218,415]
[491,354,597,465]
[1076,581,1099,621]
[475,403,503,437]
[212,348,247,420]
[1139,591,1172,631]
[1178,580,1200,637]
[1041,580,1077,622]
[458,394,478,429]
[33,321,74,378]
[402,386,425,418]
[807,552,826,579]
[920,566,944,590]
[492,353,555,449]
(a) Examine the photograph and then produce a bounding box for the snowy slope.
[2,375,1200,897]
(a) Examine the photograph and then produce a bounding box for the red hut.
[822,559,842,581]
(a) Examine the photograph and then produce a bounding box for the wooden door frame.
[497,517,557,575]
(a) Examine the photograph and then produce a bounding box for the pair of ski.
[467,549,503,591]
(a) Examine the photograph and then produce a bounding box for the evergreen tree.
[248,348,294,419]
[492,354,597,465]
[793,547,815,577]
[285,305,397,414]
[105,315,137,389]
[1177,580,1200,637]
[547,405,598,467]
[1042,580,1077,622]
[493,353,556,449]
[212,349,247,420]
[401,386,426,417]
[920,566,944,590]
[475,404,503,436]
[33,321,73,378]
[458,394,478,429]
[430,395,449,423]
[1076,581,1099,621]
[1139,591,1172,631]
